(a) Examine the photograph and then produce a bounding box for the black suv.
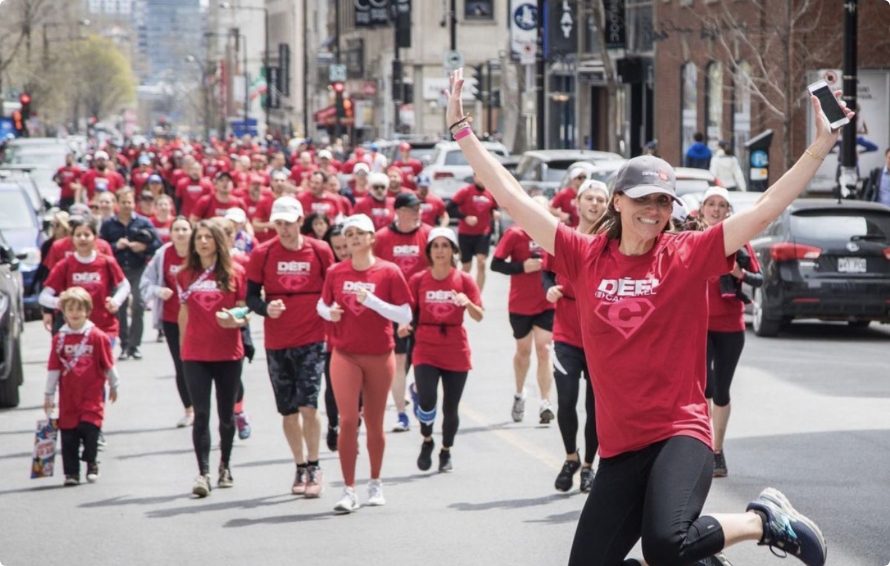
[0,234,25,408]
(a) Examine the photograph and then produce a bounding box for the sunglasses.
[89,205,100,210]
[372,185,387,189]
[576,175,587,180]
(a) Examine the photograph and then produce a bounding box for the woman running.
[699,187,763,478]
[544,180,606,493]
[177,219,249,497]
[141,216,193,428]
[317,214,412,513]
[322,223,350,451]
[402,227,483,473]
[445,68,839,566]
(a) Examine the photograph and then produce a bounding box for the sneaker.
[579,466,595,493]
[97,431,107,451]
[367,479,385,506]
[192,474,212,497]
[86,463,100,483]
[392,412,410,432]
[326,426,339,452]
[333,487,360,514]
[539,399,555,424]
[695,553,734,566]
[304,465,324,498]
[713,451,728,478]
[746,488,827,566]
[218,467,234,488]
[235,412,251,440]
[292,466,308,495]
[417,438,435,471]
[555,455,581,492]
[176,413,194,428]
[156,330,165,343]
[64,475,80,486]
[511,393,526,422]
[438,450,452,473]
[129,347,142,360]
[118,349,130,361]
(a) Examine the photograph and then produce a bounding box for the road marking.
[461,403,564,472]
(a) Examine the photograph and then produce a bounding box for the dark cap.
[612,155,680,202]
[394,192,422,209]
[215,170,233,182]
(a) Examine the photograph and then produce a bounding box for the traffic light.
[343,99,354,119]
[469,65,484,102]
[11,110,24,135]
[331,81,345,94]
[19,93,31,120]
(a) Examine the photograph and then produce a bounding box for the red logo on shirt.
[594,298,656,339]
[424,290,457,319]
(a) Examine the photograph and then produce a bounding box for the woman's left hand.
[811,92,855,146]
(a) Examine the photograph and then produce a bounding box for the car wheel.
[0,341,22,408]
[752,288,781,337]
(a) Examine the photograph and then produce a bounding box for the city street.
[1,270,889,566]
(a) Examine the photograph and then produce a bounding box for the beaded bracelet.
[453,127,473,141]
[804,148,824,162]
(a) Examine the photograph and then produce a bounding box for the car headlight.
[19,247,40,270]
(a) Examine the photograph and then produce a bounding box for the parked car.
[0,234,25,408]
[0,167,55,215]
[422,140,510,202]
[555,159,627,195]
[2,137,76,170]
[0,178,49,319]
[385,136,441,167]
[749,199,890,337]
[515,150,624,198]
[0,163,60,208]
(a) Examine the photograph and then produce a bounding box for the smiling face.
[577,189,608,224]
[62,301,89,329]
[616,192,673,241]
[700,196,731,226]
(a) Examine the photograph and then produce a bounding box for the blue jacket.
[684,142,712,170]
[99,213,161,269]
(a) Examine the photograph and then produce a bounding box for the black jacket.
[99,213,161,269]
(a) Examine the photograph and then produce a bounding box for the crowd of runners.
[38,68,846,566]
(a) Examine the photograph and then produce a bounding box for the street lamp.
[220,1,269,134]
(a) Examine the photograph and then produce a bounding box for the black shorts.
[266,342,325,414]
[458,233,491,263]
[392,321,413,355]
[509,310,554,339]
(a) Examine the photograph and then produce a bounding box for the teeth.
[639,218,658,225]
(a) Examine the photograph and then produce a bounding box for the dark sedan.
[750,199,890,336]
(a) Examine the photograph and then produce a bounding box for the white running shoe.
[333,487,360,514]
[539,399,555,424]
[511,393,526,422]
[367,479,386,506]
[177,414,194,428]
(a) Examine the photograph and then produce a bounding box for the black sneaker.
[326,426,339,452]
[714,451,728,478]
[218,467,234,488]
[746,488,827,566]
[417,438,434,471]
[554,455,581,492]
[64,475,80,486]
[438,449,452,473]
[118,349,130,361]
[579,466,595,493]
[129,347,142,360]
[86,462,100,483]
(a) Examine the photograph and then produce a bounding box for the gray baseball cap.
[612,155,680,202]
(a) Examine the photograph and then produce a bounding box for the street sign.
[519,42,536,65]
[316,51,335,64]
[444,50,464,71]
[510,1,537,58]
[329,64,347,83]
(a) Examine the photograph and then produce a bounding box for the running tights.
[568,436,724,566]
[329,349,394,487]
[705,330,745,407]
[552,341,598,463]
[413,365,468,448]
[162,321,190,410]
[184,359,243,475]
[323,351,338,430]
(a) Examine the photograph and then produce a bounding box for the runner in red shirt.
[54,153,83,210]
[325,173,353,217]
[352,173,395,231]
[386,166,413,199]
[373,192,432,432]
[297,171,344,221]
[550,167,587,227]
[449,173,500,291]
[145,174,167,202]
[392,142,423,190]
[242,172,274,221]
[175,161,214,219]
[150,195,176,244]
[401,227,483,473]
[315,149,341,175]
[189,172,247,223]
[252,171,290,244]
[131,155,158,194]
[349,162,371,202]
[246,196,335,498]
[317,214,413,513]
[79,151,126,203]
[289,151,316,187]
[43,230,115,269]
[415,174,449,227]
[177,219,249,498]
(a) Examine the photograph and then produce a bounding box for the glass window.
[733,61,752,157]
[705,61,723,146]
[681,62,698,156]
[626,0,654,53]
[0,190,36,231]
[465,0,494,20]
[791,211,890,242]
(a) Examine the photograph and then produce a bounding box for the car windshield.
[443,148,505,166]
[0,190,36,230]
[791,210,890,242]
[542,160,582,182]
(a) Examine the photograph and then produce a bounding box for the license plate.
[838,257,867,273]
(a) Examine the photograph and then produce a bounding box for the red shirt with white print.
[551,223,733,458]
[321,259,412,355]
[44,254,126,338]
[48,325,115,429]
[542,253,582,349]
[160,245,186,323]
[418,193,447,227]
[80,169,125,201]
[191,194,248,220]
[150,216,174,244]
[373,223,432,281]
[175,177,214,218]
[43,237,114,268]
[55,165,83,200]
[352,197,395,231]
[297,192,343,220]
[408,268,481,372]
[551,186,579,227]
[493,226,554,316]
[177,264,246,362]
[451,184,498,236]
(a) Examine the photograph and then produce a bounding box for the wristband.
[804,148,824,162]
[453,127,473,141]
[448,115,472,132]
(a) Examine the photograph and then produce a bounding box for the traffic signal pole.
[334,0,342,141]
[536,0,545,149]
[841,0,857,199]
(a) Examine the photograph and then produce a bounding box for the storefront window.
[465,0,494,20]
[705,61,723,146]
[733,61,752,156]
[626,0,654,53]
[681,62,698,155]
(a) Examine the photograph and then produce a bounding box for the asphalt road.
[1,268,889,566]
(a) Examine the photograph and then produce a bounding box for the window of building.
[626,0,654,53]
[465,0,494,20]
[681,62,698,155]
[732,60,752,156]
[705,61,723,145]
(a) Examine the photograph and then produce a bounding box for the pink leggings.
[330,348,395,487]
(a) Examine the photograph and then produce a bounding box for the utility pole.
[450,0,457,51]
[840,0,858,199]
[393,24,401,134]
[486,60,493,137]
[334,0,343,142]
[535,0,545,149]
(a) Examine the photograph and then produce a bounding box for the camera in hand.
[719,246,753,304]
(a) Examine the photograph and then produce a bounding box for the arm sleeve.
[140,250,164,302]
[39,286,60,310]
[741,270,764,288]
[316,298,334,321]
[45,369,61,398]
[246,280,268,316]
[490,257,524,275]
[111,276,131,307]
[446,199,465,220]
[542,270,557,292]
[106,366,121,392]
[361,292,412,325]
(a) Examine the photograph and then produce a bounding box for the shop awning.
[314,101,354,126]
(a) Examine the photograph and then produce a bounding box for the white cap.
[271,169,288,180]
[94,150,109,160]
[353,162,370,175]
[569,167,586,180]
[224,207,247,224]
[317,149,333,160]
[428,227,458,248]
[269,196,304,223]
[701,186,732,208]
[577,179,609,199]
[341,214,375,234]
[368,172,390,187]
[672,200,690,223]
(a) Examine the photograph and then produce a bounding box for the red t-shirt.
[493,226,554,316]
[551,187,579,227]
[542,254,582,348]
[175,177,214,218]
[160,245,186,323]
[298,192,343,219]
[393,159,423,190]
[373,224,432,281]
[408,268,481,372]
[80,169,125,201]
[247,237,334,350]
[552,223,733,458]
[418,193,447,227]
[321,259,412,355]
[707,242,759,333]
[150,216,174,244]
[43,237,114,268]
[48,326,115,429]
[191,194,248,220]
[290,164,316,185]
[131,168,156,193]
[55,165,83,200]
[44,254,126,337]
[252,195,278,244]
[353,197,395,231]
[451,185,498,236]
[243,190,274,220]
[177,264,246,362]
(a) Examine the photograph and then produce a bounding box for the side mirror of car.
[0,245,20,271]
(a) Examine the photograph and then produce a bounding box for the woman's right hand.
[42,312,53,333]
[445,68,466,128]
[546,285,564,303]
[330,302,343,322]
[158,287,174,301]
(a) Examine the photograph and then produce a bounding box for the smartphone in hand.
[807,79,850,131]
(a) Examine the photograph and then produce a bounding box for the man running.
[449,172,499,291]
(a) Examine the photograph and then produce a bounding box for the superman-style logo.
[340,292,366,316]
[426,301,455,320]
[193,291,223,312]
[594,297,656,339]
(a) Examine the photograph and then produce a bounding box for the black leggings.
[162,321,190,410]
[324,351,338,429]
[705,330,745,407]
[61,421,100,476]
[552,341,598,464]
[414,364,468,448]
[568,436,724,566]
[184,359,243,475]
